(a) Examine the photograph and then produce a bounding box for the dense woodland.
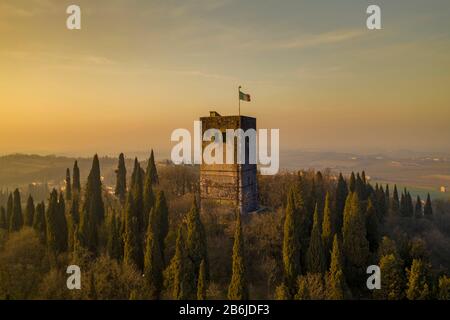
[0,151,449,300]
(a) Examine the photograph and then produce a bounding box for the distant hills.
[0,154,132,189]
[1,151,449,200]
[280,150,450,200]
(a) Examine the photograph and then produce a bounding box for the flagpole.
[237,86,241,214]
[238,85,241,116]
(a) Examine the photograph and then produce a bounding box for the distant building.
[199,111,258,214]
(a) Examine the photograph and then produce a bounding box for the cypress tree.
[414,196,423,218]
[307,204,326,273]
[424,193,433,219]
[79,155,104,252]
[72,224,83,258]
[24,194,35,227]
[348,172,356,193]
[72,160,81,194]
[154,190,169,263]
[334,173,348,234]
[375,186,386,223]
[107,213,121,261]
[117,213,124,259]
[294,174,307,208]
[400,192,406,217]
[367,180,375,200]
[307,179,316,224]
[355,173,365,200]
[46,190,60,255]
[294,175,308,242]
[186,198,208,287]
[197,259,207,300]
[65,168,72,201]
[314,171,325,213]
[321,192,334,265]
[385,184,390,211]
[172,225,188,299]
[406,259,431,300]
[361,171,367,184]
[130,157,139,186]
[67,219,75,254]
[143,154,156,232]
[144,206,164,299]
[83,155,105,225]
[0,206,6,229]
[70,196,80,225]
[282,188,301,295]
[144,208,164,299]
[406,192,414,217]
[373,254,404,300]
[392,185,400,215]
[326,235,348,300]
[57,192,68,252]
[147,149,159,185]
[228,214,249,300]
[295,176,310,272]
[365,199,379,253]
[10,188,23,232]
[342,192,369,283]
[123,189,143,270]
[300,176,314,226]
[66,200,77,254]
[130,158,144,236]
[58,192,65,218]
[33,201,46,241]
[79,196,97,253]
[6,193,13,229]
[115,153,127,204]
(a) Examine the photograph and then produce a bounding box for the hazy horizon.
[1,147,449,162]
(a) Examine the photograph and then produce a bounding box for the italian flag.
[239,90,251,102]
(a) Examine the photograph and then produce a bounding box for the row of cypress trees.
[114,150,247,299]
[0,187,69,259]
[346,171,433,219]
[168,199,208,299]
[0,150,249,300]
[167,200,247,300]
[278,170,440,299]
[0,159,441,300]
[0,190,44,233]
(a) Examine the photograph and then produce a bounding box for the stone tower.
[199,111,258,214]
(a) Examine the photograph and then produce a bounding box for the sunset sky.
[1,0,449,156]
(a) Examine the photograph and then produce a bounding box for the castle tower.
[200,111,258,214]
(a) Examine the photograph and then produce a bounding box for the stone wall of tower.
[199,112,258,214]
